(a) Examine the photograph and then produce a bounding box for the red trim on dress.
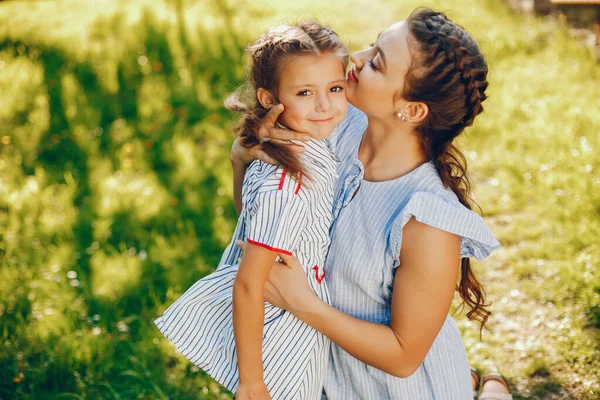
[278,171,287,190]
[294,173,302,195]
[247,239,293,256]
[312,265,325,284]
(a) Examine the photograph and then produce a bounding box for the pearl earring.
[397,112,408,122]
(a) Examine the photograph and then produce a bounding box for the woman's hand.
[236,381,271,400]
[263,253,317,314]
[230,104,310,167]
[236,241,317,314]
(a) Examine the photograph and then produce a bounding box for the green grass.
[0,0,598,398]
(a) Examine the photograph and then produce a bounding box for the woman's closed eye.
[368,42,379,71]
[369,59,378,71]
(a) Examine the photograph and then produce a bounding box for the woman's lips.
[347,68,358,83]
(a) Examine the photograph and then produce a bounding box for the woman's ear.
[257,88,278,109]
[404,101,428,124]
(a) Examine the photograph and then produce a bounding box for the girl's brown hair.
[404,8,491,331]
[225,20,348,180]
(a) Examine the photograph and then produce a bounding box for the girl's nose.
[315,93,331,113]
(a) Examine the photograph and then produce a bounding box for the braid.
[406,8,491,333]
[417,12,489,136]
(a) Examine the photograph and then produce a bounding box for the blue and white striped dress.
[154,137,338,399]
[321,104,501,399]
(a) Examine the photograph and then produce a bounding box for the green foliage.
[0,0,599,398]
[0,0,245,398]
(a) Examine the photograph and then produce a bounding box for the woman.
[230,8,502,399]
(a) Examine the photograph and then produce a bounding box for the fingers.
[236,240,246,263]
[236,240,246,252]
[258,104,311,143]
[263,103,284,128]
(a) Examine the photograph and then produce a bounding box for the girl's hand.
[236,241,317,314]
[230,104,310,167]
[236,381,271,400]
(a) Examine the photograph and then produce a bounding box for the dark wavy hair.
[225,20,348,180]
[405,8,491,331]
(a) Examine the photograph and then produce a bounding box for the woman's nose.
[350,51,365,70]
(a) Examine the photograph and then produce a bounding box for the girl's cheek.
[279,108,305,127]
[284,105,307,119]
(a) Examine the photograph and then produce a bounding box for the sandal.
[478,372,513,400]
[470,365,481,400]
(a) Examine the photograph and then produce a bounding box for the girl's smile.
[309,116,336,124]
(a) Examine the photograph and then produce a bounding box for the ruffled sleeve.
[390,191,500,265]
[246,171,309,256]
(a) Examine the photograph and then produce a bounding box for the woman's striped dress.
[154,138,338,400]
[320,104,501,399]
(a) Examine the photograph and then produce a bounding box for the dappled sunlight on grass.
[1,0,599,398]
[172,134,212,186]
[0,0,245,396]
[95,168,170,222]
[2,170,78,253]
[91,252,143,302]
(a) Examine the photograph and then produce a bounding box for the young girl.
[154,21,348,400]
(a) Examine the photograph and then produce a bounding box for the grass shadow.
[0,1,247,397]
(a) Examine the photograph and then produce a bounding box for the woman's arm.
[265,217,460,378]
[229,104,309,215]
[233,243,278,385]
[231,154,250,215]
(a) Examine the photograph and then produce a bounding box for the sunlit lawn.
[0,0,599,398]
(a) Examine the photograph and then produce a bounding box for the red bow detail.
[312,265,325,284]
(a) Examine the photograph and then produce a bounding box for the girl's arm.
[264,217,460,378]
[233,243,279,385]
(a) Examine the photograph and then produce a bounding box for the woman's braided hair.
[405,8,491,331]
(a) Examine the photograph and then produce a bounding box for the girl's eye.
[369,59,378,71]
[297,90,311,96]
[330,86,344,93]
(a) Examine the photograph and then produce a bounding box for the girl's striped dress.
[154,138,338,400]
